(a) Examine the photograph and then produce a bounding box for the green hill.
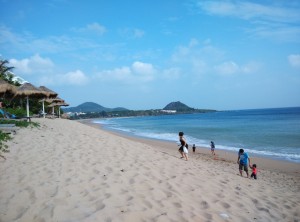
[63,102,128,113]
[163,101,195,112]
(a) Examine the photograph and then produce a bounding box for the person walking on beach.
[250,164,257,180]
[192,144,196,153]
[237,148,250,178]
[210,141,216,155]
[178,132,188,161]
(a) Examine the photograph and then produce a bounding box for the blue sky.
[1,0,300,110]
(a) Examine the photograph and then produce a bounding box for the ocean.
[93,107,300,163]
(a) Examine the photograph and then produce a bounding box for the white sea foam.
[92,108,300,163]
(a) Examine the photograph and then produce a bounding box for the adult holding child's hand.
[237,148,250,178]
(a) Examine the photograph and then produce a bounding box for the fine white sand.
[0,118,299,222]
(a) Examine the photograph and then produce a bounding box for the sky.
[0,0,300,111]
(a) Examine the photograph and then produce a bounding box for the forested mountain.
[163,101,195,112]
[63,102,128,113]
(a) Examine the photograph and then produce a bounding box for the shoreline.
[1,118,299,221]
[78,118,300,175]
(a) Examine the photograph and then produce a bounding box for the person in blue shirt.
[237,148,251,178]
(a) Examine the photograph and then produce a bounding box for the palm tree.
[0,59,23,110]
[0,59,18,85]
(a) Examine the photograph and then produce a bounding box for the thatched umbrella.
[15,83,48,121]
[44,97,64,116]
[48,101,69,118]
[39,86,58,98]
[39,86,58,118]
[0,79,17,98]
[44,97,64,104]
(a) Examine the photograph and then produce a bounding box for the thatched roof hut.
[16,83,47,98]
[39,86,58,98]
[48,102,69,107]
[15,83,48,121]
[45,97,64,104]
[0,79,17,97]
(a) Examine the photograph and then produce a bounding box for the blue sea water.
[93,107,300,163]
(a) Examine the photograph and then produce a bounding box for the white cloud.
[196,1,300,42]
[197,1,300,23]
[0,25,106,55]
[38,70,89,86]
[132,61,155,75]
[9,54,54,75]
[95,61,156,83]
[119,28,145,39]
[215,61,239,75]
[133,29,145,38]
[171,38,223,75]
[214,61,259,75]
[162,67,181,79]
[7,54,89,86]
[75,22,107,35]
[61,70,89,85]
[288,54,300,68]
[171,39,260,77]
[97,67,132,81]
[86,23,106,34]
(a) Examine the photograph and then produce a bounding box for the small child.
[210,141,215,155]
[250,164,257,179]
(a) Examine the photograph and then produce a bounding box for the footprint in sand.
[24,186,36,204]
[221,202,231,209]
[93,169,100,174]
[129,178,135,184]
[257,207,270,213]
[143,200,153,208]
[127,196,134,201]
[203,212,213,220]
[173,202,182,208]
[200,201,209,209]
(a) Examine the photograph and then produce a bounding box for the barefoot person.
[192,144,196,153]
[237,148,250,178]
[178,132,188,161]
[210,141,216,155]
[250,164,258,180]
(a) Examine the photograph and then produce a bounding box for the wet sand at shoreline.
[0,118,299,222]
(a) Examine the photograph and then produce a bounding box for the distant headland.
[63,101,216,119]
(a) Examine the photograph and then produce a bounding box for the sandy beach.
[0,118,299,222]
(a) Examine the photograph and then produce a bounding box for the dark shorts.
[239,163,248,172]
[251,173,257,179]
[179,146,183,152]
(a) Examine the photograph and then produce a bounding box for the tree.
[0,59,20,86]
[0,59,24,111]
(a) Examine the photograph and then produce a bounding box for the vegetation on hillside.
[70,107,216,120]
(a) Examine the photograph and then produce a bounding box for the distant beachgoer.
[210,141,216,155]
[237,148,250,178]
[192,144,196,152]
[178,132,188,161]
[250,164,257,180]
